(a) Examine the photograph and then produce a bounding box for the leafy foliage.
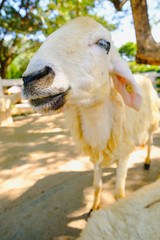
[1,0,116,79]
[42,0,116,36]
[6,46,37,79]
[129,62,160,73]
[119,42,137,61]
[0,0,43,78]
[119,42,160,72]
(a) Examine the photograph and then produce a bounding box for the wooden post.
[0,77,4,96]
[0,77,13,126]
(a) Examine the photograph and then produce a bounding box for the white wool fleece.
[78,179,160,240]
[23,16,159,206]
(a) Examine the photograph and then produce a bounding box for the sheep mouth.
[29,88,70,112]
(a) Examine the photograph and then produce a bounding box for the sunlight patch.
[67,219,86,230]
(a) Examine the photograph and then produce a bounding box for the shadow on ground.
[0,161,160,240]
[0,113,159,240]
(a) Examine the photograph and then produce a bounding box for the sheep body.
[22,17,159,208]
[65,74,159,167]
[130,74,159,145]
[78,179,160,240]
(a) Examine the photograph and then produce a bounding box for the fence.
[0,77,33,126]
[0,72,160,126]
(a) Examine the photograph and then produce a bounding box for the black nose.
[22,66,54,86]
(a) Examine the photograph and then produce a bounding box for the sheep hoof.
[144,163,150,170]
[87,209,93,218]
[87,203,100,218]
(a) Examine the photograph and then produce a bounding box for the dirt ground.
[0,112,160,240]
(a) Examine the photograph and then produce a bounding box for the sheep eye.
[96,39,111,54]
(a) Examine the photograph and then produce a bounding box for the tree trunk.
[110,0,128,11]
[0,57,12,79]
[0,0,6,10]
[0,62,8,79]
[130,0,160,65]
[0,43,15,78]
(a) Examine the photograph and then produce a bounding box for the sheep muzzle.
[22,66,70,113]
[29,87,70,113]
[22,66,55,87]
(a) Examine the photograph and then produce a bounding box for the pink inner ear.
[113,75,142,110]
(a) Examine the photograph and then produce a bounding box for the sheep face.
[22,17,113,112]
[22,17,142,113]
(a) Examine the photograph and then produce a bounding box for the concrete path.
[0,113,160,240]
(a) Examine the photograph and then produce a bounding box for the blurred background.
[0,2,160,239]
[0,0,160,80]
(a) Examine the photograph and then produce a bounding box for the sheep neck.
[64,88,126,166]
[78,97,113,152]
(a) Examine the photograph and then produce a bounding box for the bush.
[6,51,35,79]
[129,62,160,73]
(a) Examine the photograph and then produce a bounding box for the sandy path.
[0,113,160,240]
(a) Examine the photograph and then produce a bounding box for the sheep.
[78,179,160,240]
[22,17,159,212]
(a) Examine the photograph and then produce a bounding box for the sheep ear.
[109,47,142,110]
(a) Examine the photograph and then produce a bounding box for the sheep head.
[22,17,142,113]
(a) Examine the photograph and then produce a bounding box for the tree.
[119,42,159,73]
[119,42,137,61]
[0,0,43,78]
[0,0,116,78]
[130,0,160,65]
[39,0,116,36]
[109,0,160,65]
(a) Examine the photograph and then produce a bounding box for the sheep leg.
[115,158,128,199]
[144,133,152,170]
[89,163,102,215]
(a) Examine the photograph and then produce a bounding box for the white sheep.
[78,179,160,240]
[22,17,159,212]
